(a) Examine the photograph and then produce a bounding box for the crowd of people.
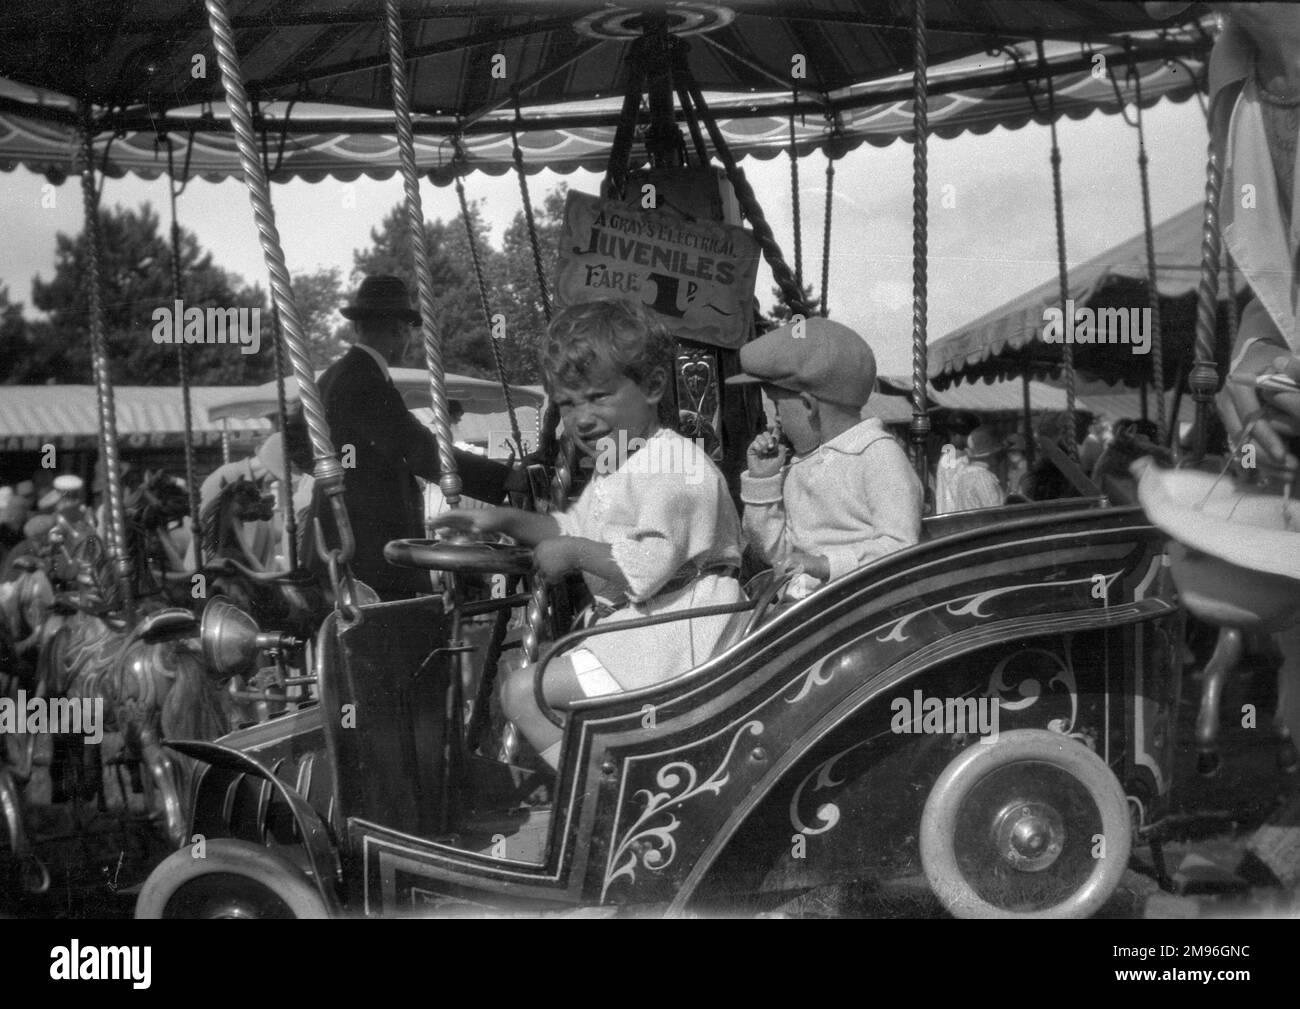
[929,413,1168,515]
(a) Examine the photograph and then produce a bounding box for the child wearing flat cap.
[727,318,922,598]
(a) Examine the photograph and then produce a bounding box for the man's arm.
[378,383,512,502]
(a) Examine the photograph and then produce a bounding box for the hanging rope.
[821,143,835,317]
[683,82,810,317]
[165,137,204,568]
[1129,47,1168,445]
[81,109,133,615]
[909,0,932,493]
[675,78,711,165]
[788,96,804,293]
[453,147,524,456]
[1039,37,1078,460]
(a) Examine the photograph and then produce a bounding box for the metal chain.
[511,119,552,324]
[454,159,524,455]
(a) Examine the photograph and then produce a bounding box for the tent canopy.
[927,202,1246,390]
[0,2,1210,182]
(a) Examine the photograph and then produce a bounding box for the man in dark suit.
[311,275,511,599]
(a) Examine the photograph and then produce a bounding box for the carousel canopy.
[0,2,1212,182]
[874,375,1196,427]
[927,202,1247,390]
[205,368,546,421]
[878,374,1064,412]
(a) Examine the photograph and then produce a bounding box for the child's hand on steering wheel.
[430,508,507,538]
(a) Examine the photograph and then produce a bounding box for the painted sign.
[554,191,759,349]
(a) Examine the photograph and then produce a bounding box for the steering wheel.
[383,538,534,575]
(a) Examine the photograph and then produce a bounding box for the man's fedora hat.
[341,274,421,325]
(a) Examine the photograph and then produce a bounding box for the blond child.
[435,300,745,769]
[728,318,922,598]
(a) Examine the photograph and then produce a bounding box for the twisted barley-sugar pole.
[788,99,803,291]
[1131,54,1168,445]
[165,141,204,567]
[1039,38,1078,461]
[270,309,298,571]
[821,145,835,317]
[1189,107,1226,464]
[203,0,350,559]
[909,0,932,493]
[81,111,133,614]
[382,0,460,507]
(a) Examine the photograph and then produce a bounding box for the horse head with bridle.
[199,474,325,639]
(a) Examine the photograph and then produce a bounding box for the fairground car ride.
[137,498,1180,918]
[117,2,1214,920]
[1,1,1248,917]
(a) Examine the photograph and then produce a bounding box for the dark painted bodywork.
[171,500,1182,915]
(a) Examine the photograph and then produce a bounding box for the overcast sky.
[0,92,1208,380]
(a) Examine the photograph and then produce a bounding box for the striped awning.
[928,203,1247,390]
[0,385,268,452]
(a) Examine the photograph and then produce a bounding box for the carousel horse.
[0,552,56,686]
[15,478,232,845]
[199,475,325,639]
[126,469,194,608]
